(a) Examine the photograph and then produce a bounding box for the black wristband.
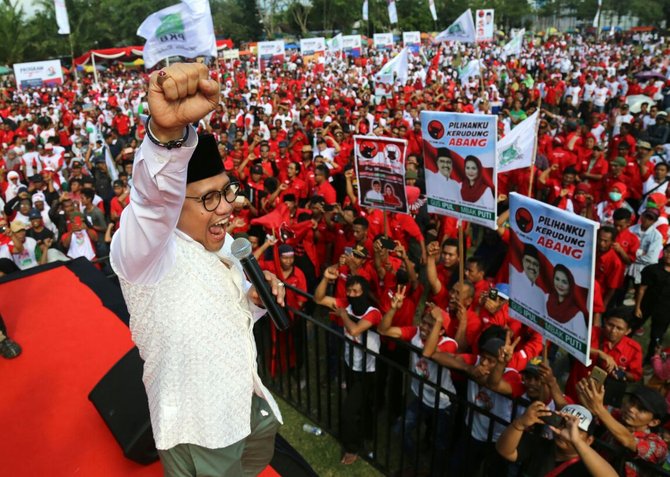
[145,115,189,150]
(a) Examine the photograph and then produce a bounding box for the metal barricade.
[255,282,670,477]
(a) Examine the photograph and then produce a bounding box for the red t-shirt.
[595,247,626,292]
[616,228,641,263]
[565,327,643,400]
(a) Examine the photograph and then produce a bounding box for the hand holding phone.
[590,366,607,388]
[539,412,565,428]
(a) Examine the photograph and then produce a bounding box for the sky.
[17,0,41,18]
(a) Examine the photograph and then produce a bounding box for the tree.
[0,0,29,64]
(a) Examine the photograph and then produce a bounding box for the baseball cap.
[352,244,369,258]
[278,244,294,256]
[28,208,41,220]
[10,220,27,233]
[626,385,667,419]
[279,141,288,148]
[32,192,46,204]
[561,404,593,432]
[637,140,652,150]
[480,337,505,357]
[643,208,661,220]
[494,283,510,300]
[612,156,627,167]
[251,164,264,175]
[521,358,543,377]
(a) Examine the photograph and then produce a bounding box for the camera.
[488,288,499,300]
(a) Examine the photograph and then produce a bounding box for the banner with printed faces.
[475,9,495,42]
[354,135,408,213]
[300,37,326,65]
[420,111,497,229]
[373,33,394,51]
[402,31,421,54]
[342,35,362,57]
[257,40,285,71]
[508,192,599,365]
[13,60,63,90]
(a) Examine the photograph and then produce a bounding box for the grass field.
[276,396,384,477]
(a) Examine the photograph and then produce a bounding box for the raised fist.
[147,63,220,141]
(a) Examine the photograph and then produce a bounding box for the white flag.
[428,0,437,21]
[497,111,538,173]
[459,59,481,85]
[502,28,525,58]
[387,0,398,24]
[327,33,343,53]
[374,47,409,85]
[362,0,368,21]
[54,0,70,35]
[434,9,475,43]
[138,0,217,69]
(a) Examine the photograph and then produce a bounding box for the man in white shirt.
[110,64,284,477]
[510,244,547,317]
[425,152,462,203]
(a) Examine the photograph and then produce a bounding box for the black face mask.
[348,295,371,316]
[395,269,409,286]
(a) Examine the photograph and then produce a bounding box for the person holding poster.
[461,155,495,209]
[421,111,497,229]
[509,193,597,365]
[546,264,587,340]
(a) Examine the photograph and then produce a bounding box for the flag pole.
[69,34,78,82]
[92,53,99,85]
[458,219,464,286]
[527,93,543,197]
[476,44,485,96]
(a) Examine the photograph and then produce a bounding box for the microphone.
[231,237,290,331]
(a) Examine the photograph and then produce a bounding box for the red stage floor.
[0,264,278,476]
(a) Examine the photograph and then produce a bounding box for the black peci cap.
[187,134,225,184]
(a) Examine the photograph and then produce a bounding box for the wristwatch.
[145,115,189,150]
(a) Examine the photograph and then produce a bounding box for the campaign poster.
[222,49,240,60]
[373,33,394,51]
[13,60,63,90]
[508,192,598,365]
[475,9,495,42]
[299,37,326,65]
[420,111,497,229]
[402,31,421,54]
[257,40,285,71]
[354,135,408,213]
[342,35,362,57]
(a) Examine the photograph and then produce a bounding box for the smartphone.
[379,237,396,250]
[590,366,608,387]
[540,412,565,428]
[344,247,353,255]
[489,288,499,300]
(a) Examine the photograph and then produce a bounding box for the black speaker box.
[88,347,158,465]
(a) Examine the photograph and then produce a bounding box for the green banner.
[427,197,495,221]
[509,300,587,354]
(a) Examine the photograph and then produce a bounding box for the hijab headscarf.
[546,264,581,323]
[460,155,489,203]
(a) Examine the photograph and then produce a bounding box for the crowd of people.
[2,28,670,476]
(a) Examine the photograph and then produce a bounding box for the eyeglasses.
[185,182,240,212]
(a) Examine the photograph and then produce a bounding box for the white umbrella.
[626,94,654,114]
